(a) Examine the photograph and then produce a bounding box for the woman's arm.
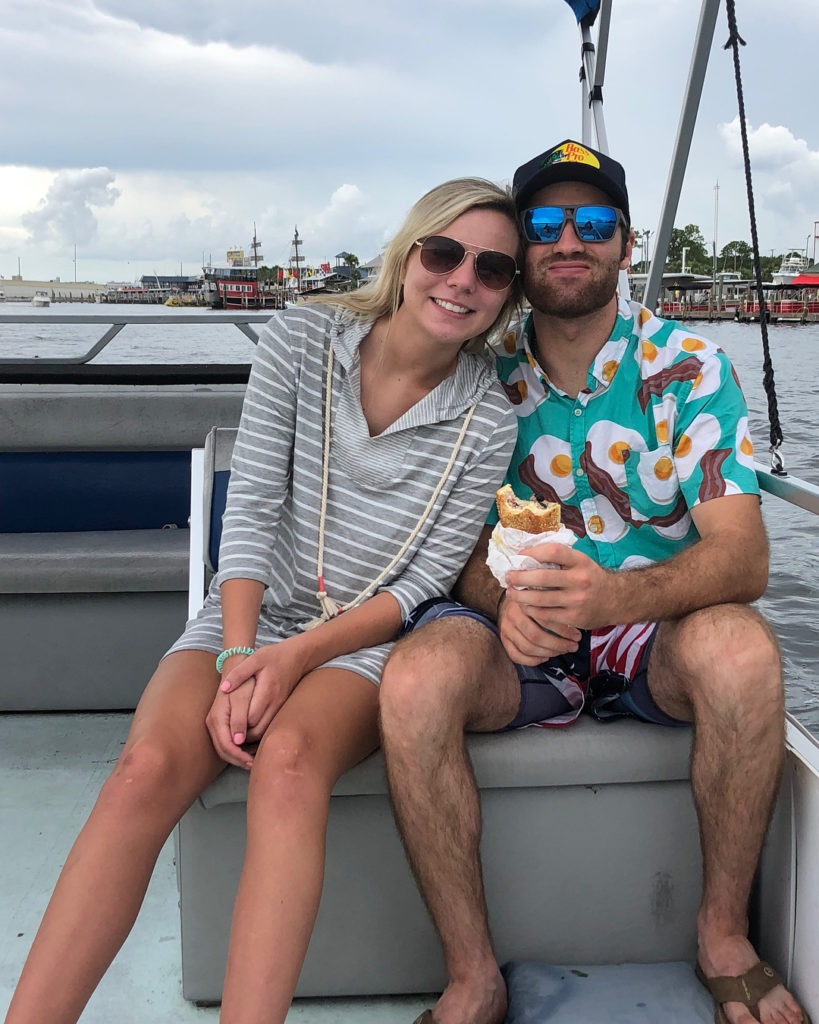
[209,592,402,769]
[379,396,517,619]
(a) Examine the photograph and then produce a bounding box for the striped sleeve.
[214,312,301,587]
[379,394,517,616]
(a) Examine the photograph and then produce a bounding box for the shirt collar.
[521,298,635,396]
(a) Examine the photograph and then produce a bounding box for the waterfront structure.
[0,276,105,302]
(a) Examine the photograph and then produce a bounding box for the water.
[2,305,818,729]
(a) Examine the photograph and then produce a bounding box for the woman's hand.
[205,641,309,769]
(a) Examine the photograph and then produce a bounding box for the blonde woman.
[5,178,523,1024]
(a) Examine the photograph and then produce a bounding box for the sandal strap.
[698,961,784,1013]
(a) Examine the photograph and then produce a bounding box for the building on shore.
[0,276,105,302]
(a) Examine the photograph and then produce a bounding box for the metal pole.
[644,0,721,311]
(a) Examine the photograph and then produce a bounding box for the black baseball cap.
[513,139,630,225]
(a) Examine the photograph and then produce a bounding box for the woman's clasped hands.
[206,640,309,769]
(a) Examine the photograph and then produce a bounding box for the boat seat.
[175,427,701,1003]
[0,386,244,711]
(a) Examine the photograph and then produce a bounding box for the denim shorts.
[401,597,686,730]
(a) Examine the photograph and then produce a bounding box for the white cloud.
[21,168,120,248]
[0,0,816,281]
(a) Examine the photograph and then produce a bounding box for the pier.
[657,297,819,324]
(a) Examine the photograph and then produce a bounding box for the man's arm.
[452,525,502,618]
[503,492,768,665]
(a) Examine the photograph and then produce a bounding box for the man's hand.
[501,544,618,638]
[497,589,582,665]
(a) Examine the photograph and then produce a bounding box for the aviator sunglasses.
[415,236,519,291]
[521,205,626,244]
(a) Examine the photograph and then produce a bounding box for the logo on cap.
[541,142,600,170]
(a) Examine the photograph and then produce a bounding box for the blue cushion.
[0,451,191,532]
[208,469,230,571]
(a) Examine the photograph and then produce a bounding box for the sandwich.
[495,484,562,534]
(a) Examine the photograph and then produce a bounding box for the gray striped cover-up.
[166,303,517,685]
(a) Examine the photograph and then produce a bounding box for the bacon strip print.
[579,442,632,522]
[501,378,524,405]
[698,448,731,502]
[637,355,703,412]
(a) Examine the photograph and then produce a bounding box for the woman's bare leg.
[5,650,225,1024]
[219,668,379,1024]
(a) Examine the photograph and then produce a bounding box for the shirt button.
[574,408,582,416]
[576,468,585,477]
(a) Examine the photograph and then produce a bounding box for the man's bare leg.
[379,617,521,1024]
[648,603,805,1024]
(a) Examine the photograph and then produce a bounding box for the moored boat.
[772,250,810,286]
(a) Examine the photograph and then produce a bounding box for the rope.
[724,0,786,475]
[302,338,478,631]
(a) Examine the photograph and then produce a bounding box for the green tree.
[257,264,283,284]
[666,225,709,273]
[719,241,752,276]
[343,252,360,290]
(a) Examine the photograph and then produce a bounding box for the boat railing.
[756,464,819,516]
[0,312,269,365]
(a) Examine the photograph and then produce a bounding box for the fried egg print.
[674,412,721,482]
[684,351,722,403]
[735,416,755,471]
[635,446,679,505]
[580,494,628,543]
[586,420,647,489]
[530,433,576,500]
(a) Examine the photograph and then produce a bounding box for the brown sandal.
[695,961,811,1023]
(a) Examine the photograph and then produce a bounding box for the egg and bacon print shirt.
[488,298,760,570]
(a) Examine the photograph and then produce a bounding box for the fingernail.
[220,681,231,692]
[233,732,245,745]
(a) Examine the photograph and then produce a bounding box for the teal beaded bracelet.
[215,646,255,673]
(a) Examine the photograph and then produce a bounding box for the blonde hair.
[309,177,524,352]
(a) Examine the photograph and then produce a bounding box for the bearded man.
[379,140,807,1024]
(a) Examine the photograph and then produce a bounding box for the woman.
[5,177,523,1024]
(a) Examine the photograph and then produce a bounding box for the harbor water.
[2,304,818,729]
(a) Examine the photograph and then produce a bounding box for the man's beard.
[524,252,622,318]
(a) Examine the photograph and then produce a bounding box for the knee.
[249,725,328,813]
[380,621,478,740]
[676,604,783,718]
[99,737,184,815]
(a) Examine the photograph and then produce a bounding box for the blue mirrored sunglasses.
[521,205,626,244]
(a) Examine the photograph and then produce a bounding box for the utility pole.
[712,181,719,294]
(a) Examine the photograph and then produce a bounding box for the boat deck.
[0,712,432,1023]
[0,712,717,1023]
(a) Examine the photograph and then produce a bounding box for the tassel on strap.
[301,580,343,631]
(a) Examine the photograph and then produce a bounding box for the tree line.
[630,224,791,280]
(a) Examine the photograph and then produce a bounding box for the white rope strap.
[311,343,336,625]
[302,341,477,631]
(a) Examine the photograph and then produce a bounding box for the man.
[379,140,807,1024]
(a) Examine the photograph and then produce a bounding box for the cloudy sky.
[1,0,817,284]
